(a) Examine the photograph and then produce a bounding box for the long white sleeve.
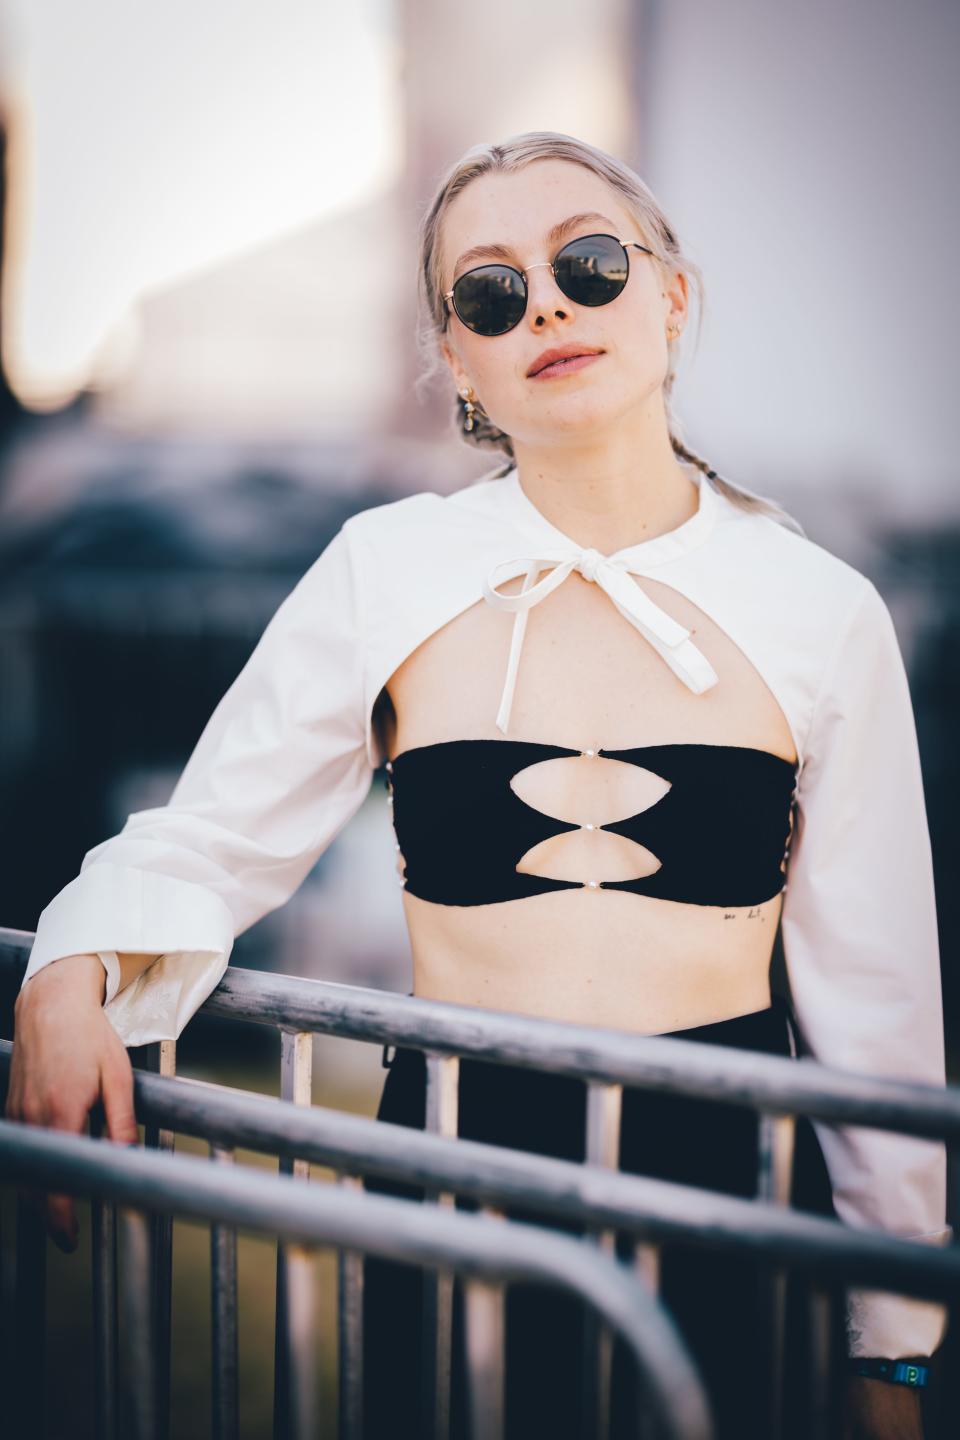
[20,521,374,1047]
[780,578,951,1358]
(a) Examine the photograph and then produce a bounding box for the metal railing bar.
[806,1283,848,1440]
[336,1172,364,1440]
[4,1051,948,1304]
[274,1031,313,1440]
[118,1205,158,1440]
[140,1038,176,1440]
[633,1241,661,1295]
[197,967,960,1142]
[283,1242,320,1440]
[279,1032,313,1168]
[1,942,957,1140]
[423,1052,459,1440]
[756,1112,798,1440]
[586,1083,623,1173]
[12,1191,46,1440]
[760,1265,791,1440]
[0,1201,7,1415]
[757,1113,797,1207]
[940,1142,960,1423]
[463,1278,505,1440]
[210,1143,239,1440]
[584,1082,623,1440]
[0,1118,715,1440]
[90,1109,119,1440]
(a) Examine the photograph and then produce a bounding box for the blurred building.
[95,192,405,442]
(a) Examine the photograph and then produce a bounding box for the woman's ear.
[439,336,469,395]
[663,267,690,331]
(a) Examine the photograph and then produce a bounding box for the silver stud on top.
[586,879,601,889]
[385,760,393,772]
[583,822,597,831]
[582,748,597,758]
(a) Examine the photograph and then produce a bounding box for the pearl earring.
[459,386,478,431]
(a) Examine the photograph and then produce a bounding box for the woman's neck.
[511,417,699,554]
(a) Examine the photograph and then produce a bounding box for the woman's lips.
[529,352,603,380]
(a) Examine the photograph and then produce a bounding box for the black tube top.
[387,739,798,908]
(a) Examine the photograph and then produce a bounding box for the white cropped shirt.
[21,464,952,1358]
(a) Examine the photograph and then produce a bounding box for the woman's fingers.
[28,1055,137,1250]
[14,1118,84,1250]
[6,986,140,1254]
[44,1190,79,1252]
[101,1045,139,1147]
[40,1095,91,1249]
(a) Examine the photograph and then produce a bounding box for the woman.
[8,133,949,1439]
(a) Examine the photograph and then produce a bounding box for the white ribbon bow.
[481,546,719,734]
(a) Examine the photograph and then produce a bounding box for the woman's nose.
[524,263,572,328]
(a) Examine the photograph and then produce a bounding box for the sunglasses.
[444,231,655,338]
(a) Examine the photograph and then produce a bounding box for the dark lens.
[452,265,526,336]
[554,234,628,307]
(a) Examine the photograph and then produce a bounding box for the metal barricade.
[2,930,958,1440]
[0,1117,713,1440]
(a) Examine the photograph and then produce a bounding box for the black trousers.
[361,995,838,1440]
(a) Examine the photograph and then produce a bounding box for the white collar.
[480,465,722,734]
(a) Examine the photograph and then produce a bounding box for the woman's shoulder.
[710,482,874,615]
[338,469,527,585]
[334,466,883,646]
[344,469,516,536]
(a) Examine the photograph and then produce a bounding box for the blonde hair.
[416,130,804,537]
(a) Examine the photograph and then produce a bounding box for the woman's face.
[438,158,687,448]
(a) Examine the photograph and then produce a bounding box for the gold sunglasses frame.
[443,232,656,333]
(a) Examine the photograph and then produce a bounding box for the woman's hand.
[5,953,138,1251]
[842,1376,924,1440]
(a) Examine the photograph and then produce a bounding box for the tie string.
[481,548,720,734]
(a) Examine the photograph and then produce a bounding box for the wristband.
[848,1357,929,1388]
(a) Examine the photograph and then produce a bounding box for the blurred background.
[0,1,957,1435]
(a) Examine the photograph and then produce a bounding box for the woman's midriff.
[405,887,782,1033]
[379,566,798,1037]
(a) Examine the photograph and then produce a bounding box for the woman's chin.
[524,409,628,444]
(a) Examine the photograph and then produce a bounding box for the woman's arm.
[9,521,374,1243]
[17,517,374,1047]
[6,953,138,1250]
[780,578,950,1362]
[19,951,160,1005]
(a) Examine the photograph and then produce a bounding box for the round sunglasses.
[444,231,655,337]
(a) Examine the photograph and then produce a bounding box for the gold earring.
[667,321,683,340]
[459,386,478,431]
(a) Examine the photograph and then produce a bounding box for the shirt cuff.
[101,948,231,1047]
[97,950,121,1006]
[22,861,236,1046]
[846,1225,953,1358]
